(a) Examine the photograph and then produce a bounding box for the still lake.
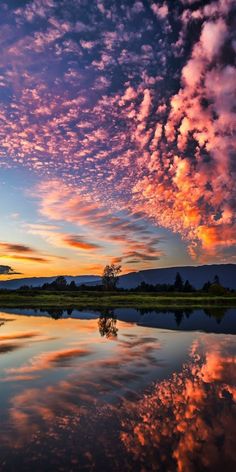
[0,307,235,471]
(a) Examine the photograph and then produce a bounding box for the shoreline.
[0,291,236,310]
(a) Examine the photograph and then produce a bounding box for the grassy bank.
[0,290,236,310]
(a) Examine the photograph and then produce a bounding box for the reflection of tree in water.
[174,309,193,326]
[138,308,229,328]
[174,310,184,327]
[98,309,118,339]
[204,307,227,324]
[47,308,64,320]
[138,308,194,328]
[174,308,228,327]
[39,307,74,318]
[184,308,192,319]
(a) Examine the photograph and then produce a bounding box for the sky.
[0,0,235,279]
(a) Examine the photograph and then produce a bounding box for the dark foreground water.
[0,307,235,471]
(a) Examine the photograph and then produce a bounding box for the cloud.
[0,241,50,264]
[15,0,55,23]
[151,3,168,19]
[200,18,228,60]
[25,179,165,270]
[0,0,234,267]
[0,243,34,253]
[137,89,152,122]
[0,240,68,266]
[4,255,46,263]
[62,235,102,250]
[130,7,236,260]
[0,265,20,275]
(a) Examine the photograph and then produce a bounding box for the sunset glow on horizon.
[0,0,235,279]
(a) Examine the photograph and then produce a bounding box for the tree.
[68,281,77,291]
[183,280,194,292]
[174,272,183,291]
[209,274,227,295]
[53,276,67,289]
[202,281,211,292]
[208,283,227,295]
[213,274,220,285]
[102,264,121,290]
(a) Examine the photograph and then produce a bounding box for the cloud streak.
[0,265,20,275]
[0,241,63,265]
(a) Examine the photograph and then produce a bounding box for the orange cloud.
[24,180,165,272]
[62,235,101,250]
[7,347,92,375]
[0,240,63,265]
[120,335,236,471]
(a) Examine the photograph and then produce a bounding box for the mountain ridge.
[118,264,236,289]
[0,264,235,290]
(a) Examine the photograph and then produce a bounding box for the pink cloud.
[137,89,152,121]
[200,18,228,60]
[151,3,168,19]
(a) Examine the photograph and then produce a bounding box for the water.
[0,307,235,471]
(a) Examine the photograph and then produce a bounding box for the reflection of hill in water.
[1,306,236,334]
[135,307,236,334]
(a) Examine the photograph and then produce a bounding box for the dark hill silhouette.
[0,264,235,290]
[118,264,236,290]
[0,275,101,290]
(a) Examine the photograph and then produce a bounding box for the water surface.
[0,307,235,471]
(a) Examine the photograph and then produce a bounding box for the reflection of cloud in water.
[1,335,161,446]
[0,331,62,367]
[120,336,236,471]
[0,317,15,330]
[0,331,40,341]
[0,331,43,356]
[7,348,92,375]
[0,330,235,471]
[0,343,22,354]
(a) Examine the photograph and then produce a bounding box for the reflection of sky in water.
[0,310,235,471]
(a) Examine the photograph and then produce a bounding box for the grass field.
[0,290,236,310]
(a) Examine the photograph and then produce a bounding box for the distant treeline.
[13,272,234,295]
